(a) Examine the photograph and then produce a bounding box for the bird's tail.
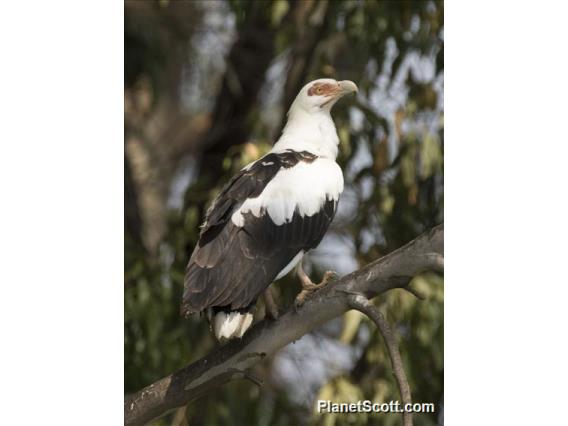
[207,307,254,341]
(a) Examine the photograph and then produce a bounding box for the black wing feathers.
[182,150,334,316]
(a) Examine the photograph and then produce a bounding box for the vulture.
[181,78,358,340]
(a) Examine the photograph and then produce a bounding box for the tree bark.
[124,224,443,426]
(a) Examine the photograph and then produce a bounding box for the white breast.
[231,158,344,226]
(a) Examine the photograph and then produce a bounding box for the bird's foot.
[294,270,337,310]
[263,288,279,320]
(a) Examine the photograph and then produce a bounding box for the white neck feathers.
[271,106,339,160]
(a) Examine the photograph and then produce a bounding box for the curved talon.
[294,292,306,311]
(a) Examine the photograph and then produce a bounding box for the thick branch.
[348,295,412,426]
[124,224,443,425]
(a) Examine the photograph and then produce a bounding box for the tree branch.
[348,294,412,426]
[124,224,443,426]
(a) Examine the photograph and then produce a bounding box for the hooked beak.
[319,80,359,109]
[338,80,358,95]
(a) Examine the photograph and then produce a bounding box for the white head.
[274,78,358,159]
[289,78,358,115]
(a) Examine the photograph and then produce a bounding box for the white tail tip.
[213,311,254,340]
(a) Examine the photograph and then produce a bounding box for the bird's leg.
[294,261,337,308]
[263,287,279,320]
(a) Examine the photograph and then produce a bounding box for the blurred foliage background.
[124,1,444,425]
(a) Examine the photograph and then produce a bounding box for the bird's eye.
[315,87,323,95]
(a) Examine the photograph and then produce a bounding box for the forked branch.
[125,224,443,426]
